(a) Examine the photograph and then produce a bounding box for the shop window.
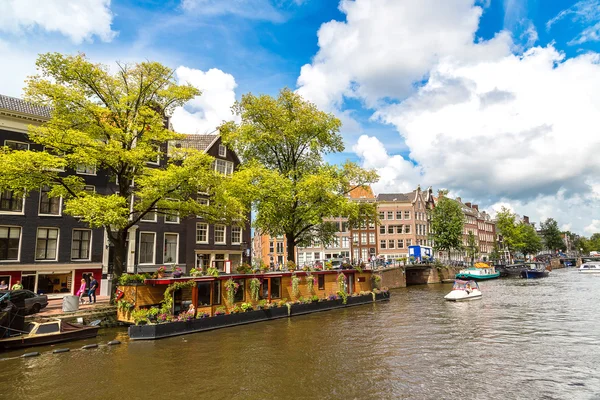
[234,279,245,302]
[318,274,325,290]
[0,226,21,261]
[197,282,211,306]
[35,228,59,261]
[213,281,221,305]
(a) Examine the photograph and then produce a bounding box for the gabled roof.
[348,186,375,199]
[175,134,219,152]
[376,191,416,202]
[0,94,51,119]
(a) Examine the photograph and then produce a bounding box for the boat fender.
[107,340,121,346]
[53,348,70,354]
[82,344,98,350]
[22,352,40,358]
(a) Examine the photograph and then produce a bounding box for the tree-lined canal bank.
[2,268,598,399]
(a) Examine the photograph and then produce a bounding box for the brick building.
[348,186,377,263]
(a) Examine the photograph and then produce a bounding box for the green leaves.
[429,196,465,253]
[540,218,565,251]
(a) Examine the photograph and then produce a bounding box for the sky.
[1,0,600,235]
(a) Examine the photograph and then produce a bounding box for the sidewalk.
[38,295,112,317]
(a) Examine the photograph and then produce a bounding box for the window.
[388,239,395,249]
[352,233,359,244]
[215,225,226,244]
[234,279,245,302]
[380,240,386,249]
[218,144,227,157]
[139,232,156,264]
[231,226,242,245]
[397,225,403,234]
[276,241,284,253]
[0,190,23,213]
[71,229,91,260]
[378,211,385,219]
[342,236,349,248]
[379,225,386,234]
[341,222,348,232]
[4,140,29,150]
[141,209,157,222]
[396,211,402,219]
[84,185,95,194]
[404,211,410,219]
[0,226,20,261]
[270,278,281,299]
[405,225,411,234]
[214,159,234,176]
[164,233,178,264]
[398,239,404,248]
[369,233,375,244]
[196,223,208,243]
[360,233,367,244]
[39,185,61,215]
[76,164,96,175]
[269,241,274,253]
[164,201,180,223]
[35,228,59,261]
[388,225,394,234]
[197,282,211,306]
[406,239,412,246]
[213,281,221,305]
[318,275,325,290]
[387,211,393,220]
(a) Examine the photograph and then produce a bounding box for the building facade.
[348,186,378,263]
[376,186,435,261]
[252,232,288,268]
[296,216,351,267]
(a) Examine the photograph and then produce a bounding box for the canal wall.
[379,265,462,288]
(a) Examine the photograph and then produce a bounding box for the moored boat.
[455,263,500,280]
[520,263,550,279]
[0,319,100,351]
[578,262,600,274]
[444,280,482,302]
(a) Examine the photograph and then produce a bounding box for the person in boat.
[88,275,98,304]
[0,280,7,290]
[11,281,23,290]
[76,279,87,304]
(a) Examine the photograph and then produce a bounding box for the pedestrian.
[88,275,98,304]
[11,280,23,290]
[76,278,87,304]
[0,280,7,290]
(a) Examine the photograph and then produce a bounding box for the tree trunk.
[286,232,296,264]
[110,229,129,280]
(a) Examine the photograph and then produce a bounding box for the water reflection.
[1,269,599,399]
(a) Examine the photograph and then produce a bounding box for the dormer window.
[218,144,227,158]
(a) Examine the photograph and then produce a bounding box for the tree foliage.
[429,196,464,257]
[516,223,543,256]
[220,88,378,262]
[540,218,565,251]
[0,53,248,278]
[465,231,478,266]
[495,207,521,256]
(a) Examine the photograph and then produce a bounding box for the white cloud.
[171,66,238,135]
[0,0,116,44]
[297,0,511,110]
[585,220,600,234]
[181,0,286,22]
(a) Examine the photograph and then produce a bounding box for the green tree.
[465,231,478,266]
[495,207,522,259]
[490,240,501,261]
[516,223,543,257]
[0,53,247,279]
[540,218,565,252]
[587,233,600,253]
[220,88,378,262]
[429,196,464,260]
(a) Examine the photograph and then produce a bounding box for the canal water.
[2,268,599,400]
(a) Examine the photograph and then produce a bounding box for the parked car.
[0,290,49,315]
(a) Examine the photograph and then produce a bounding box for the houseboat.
[117,268,390,340]
[455,263,500,280]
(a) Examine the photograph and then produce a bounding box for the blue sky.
[2,0,600,234]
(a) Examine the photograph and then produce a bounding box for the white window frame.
[71,229,92,261]
[76,164,97,176]
[164,200,180,224]
[214,225,226,245]
[140,208,157,223]
[0,225,22,262]
[214,159,234,176]
[163,233,179,264]
[0,190,25,215]
[138,231,156,265]
[231,226,242,245]
[196,223,209,244]
[146,145,160,166]
[218,144,227,157]
[35,227,60,262]
[4,140,29,150]
[38,185,62,217]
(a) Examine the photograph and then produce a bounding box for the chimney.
[465,202,471,208]
[456,197,462,203]
[523,216,530,224]
[473,204,479,211]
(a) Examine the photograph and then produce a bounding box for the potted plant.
[286,260,297,272]
[214,306,227,316]
[156,266,167,278]
[172,267,183,278]
[189,268,203,277]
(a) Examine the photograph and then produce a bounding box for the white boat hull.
[444,290,482,302]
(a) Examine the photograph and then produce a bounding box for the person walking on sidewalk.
[88,275,98,304]
[76,279,87,304]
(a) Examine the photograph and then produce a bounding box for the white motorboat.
[578,262,600,274]
[444,280,482,302]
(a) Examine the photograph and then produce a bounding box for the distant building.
[296,216,351,266]
[252,232,287,268]
[348,186,378,263]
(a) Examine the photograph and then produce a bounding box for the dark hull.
[0,326,100,351]
[129,292,390,340]
[521,270,550,279]
[497,267,526,277]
